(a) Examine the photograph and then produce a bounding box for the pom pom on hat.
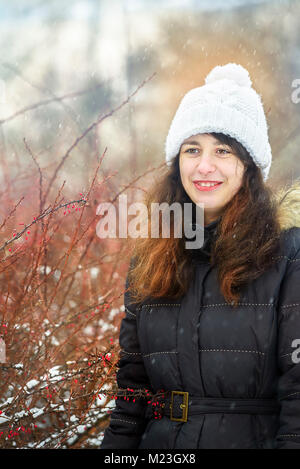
[205,63,252,88]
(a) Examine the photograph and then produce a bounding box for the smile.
[193,181,223,192]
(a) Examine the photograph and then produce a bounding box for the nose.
[195,152,217,175]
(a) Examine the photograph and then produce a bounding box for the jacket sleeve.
[100,259,154,449]
[275,243,300,449]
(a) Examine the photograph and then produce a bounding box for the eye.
[184,147,231,155]
[216,148,231,155]
[185,148,199,154]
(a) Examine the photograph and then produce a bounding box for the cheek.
[179,159,191,184]
[230,159,245,181]
[235,158,245,175]
[230,163,244,192]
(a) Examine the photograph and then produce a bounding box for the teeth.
[196,182,219,187]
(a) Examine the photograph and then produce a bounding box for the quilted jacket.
[100,189,300,449]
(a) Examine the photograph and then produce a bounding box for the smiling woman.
[122,126,281,307]
[100,63,300,450]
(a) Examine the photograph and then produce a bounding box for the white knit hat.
[165,63,272,182]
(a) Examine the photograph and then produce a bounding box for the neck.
[204,216,221,228]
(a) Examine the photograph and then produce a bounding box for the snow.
[50,336,59,346]
[53,270,61,281]
[24,379,39,390]
[67,434,77,445]
[47,366,63,382]
[83,325,94,336]
[90,267,100,278]
[108,308,120,320]
[31,407,45,418]
[0,412,9,424]
[38,265,51,275]
[97,318,115,331]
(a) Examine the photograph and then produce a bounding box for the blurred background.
[0,0,300,189]
[0,0,300,449]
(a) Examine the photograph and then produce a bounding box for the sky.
[0,0,291,23]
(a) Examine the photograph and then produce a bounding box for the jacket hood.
[273,180,300,231]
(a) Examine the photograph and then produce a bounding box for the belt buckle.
[170,391,189,422]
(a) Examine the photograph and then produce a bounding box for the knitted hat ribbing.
[165,63,272,182]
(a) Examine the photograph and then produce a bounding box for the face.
[179,133,245,226]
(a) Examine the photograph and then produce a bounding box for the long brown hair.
[125,132,284,308]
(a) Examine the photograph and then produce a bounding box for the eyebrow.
[181,139,227,147]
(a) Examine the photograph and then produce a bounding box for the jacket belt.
[145,391,281,422]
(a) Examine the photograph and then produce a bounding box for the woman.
[100,63,300,449]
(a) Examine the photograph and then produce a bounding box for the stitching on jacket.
[136,304,181,310]
[272,256,300,262]
[143,351,178,358]
[138,303,274,309]
[277,434,300,437]
[200,303,274,307]
[281,303,300,308]
[282,391,300,398]
[198,348,265,355]
[120,349,142,356]
[110,418,137,425]
[125,306,136,317]
[122,348,267,357]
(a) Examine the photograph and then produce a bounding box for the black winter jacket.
[100,198,300,449]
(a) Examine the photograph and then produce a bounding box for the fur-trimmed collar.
[274,180,300,231]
